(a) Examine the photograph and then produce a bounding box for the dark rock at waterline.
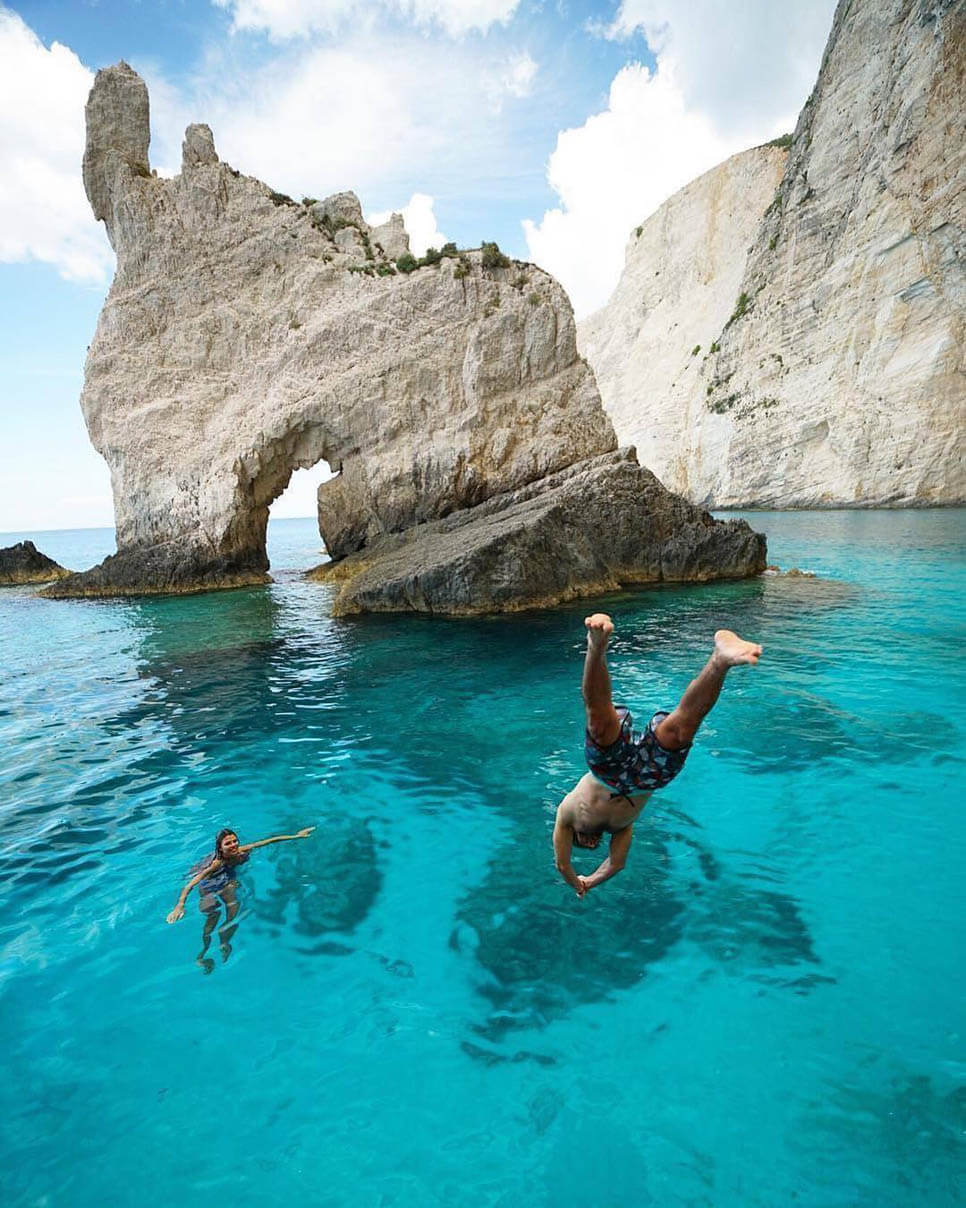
[41,541,270,598]
[0,541,71,585]
[309,448,767,616]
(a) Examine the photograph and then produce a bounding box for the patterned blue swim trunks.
[585,706,690,797]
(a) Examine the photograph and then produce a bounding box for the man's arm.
[579,825,633,893]
[553,806,586,898]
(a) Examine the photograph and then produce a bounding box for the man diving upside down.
[553,614,762,897]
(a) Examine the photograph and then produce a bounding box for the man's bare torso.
[559,772,651,843]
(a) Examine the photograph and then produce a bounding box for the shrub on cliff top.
[396,253,418,273]
[480,241,510,269]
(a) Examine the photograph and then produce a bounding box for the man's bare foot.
[713,629,763,667]
[585,613,614,651]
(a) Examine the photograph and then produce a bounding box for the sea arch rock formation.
[48,63,765,612]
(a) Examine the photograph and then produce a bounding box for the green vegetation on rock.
[726,291,752,327]
[481,241,510,269]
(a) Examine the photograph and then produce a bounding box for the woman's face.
[219,832,240,857]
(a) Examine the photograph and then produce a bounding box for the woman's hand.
[166,905,185,924]
[295,827,316,839]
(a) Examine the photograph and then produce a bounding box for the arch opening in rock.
[267,460,336,568]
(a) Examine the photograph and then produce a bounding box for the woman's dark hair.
[215,827,238,858]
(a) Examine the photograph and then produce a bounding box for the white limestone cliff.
[579,145,789,498]
[580,0,965,508]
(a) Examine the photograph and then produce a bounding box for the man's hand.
[577,876,590,897]
[166,905,185,924]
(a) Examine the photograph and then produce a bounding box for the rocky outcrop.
[370,213,410,260]
[311,448,766,615]
[580,0,965,508]
[48,63,765,609]
[0,541,70,585]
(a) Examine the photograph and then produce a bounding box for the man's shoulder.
[555,794,576,825]
[557,779,594,821]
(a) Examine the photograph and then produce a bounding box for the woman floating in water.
[166,826,315,969]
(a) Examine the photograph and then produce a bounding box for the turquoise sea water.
[1,511,964,1207]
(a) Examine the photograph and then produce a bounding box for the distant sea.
[1,511,964,1207]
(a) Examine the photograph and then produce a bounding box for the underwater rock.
[49,63,766,609]
[0,541,70,585]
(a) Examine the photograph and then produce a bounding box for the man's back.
[558,773,649,841]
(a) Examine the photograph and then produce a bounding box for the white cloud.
[525,0,836,317]
[605,0,837,137]
[148,33,537,213]
[367,193,448,257]
[501,50,537,98]
[524,61,743,318]
[481,48,538,112]
[201,45,420,196]
[0,8,112,281]
[214,0,521,39]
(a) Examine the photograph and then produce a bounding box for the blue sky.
[0,0,836,532]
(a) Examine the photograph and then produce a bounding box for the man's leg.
[655,629,762,751]
[583,614,622,746]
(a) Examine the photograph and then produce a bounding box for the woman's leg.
[197,894,220,972]
[218,884,240,962]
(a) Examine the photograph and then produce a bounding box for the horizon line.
[0,514,319,537]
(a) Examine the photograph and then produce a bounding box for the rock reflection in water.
[806,1069,966,1203]
[455,821,831,1051]
[256,817,382,950]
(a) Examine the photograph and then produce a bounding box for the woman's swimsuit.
[585,705,691,798]
[193,850,249,897]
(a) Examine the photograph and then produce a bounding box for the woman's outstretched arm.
[166,859,221,924]
[239,827,315,853]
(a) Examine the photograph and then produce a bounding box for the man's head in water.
[215,828,241,860]
[572,830,603,849]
